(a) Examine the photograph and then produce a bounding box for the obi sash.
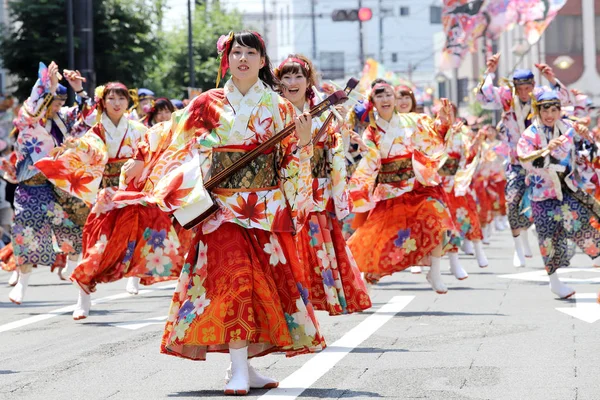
[100,160,128,189]
[439,157,460,177]
[21,173,48,186]
[311,143,329,179]
[211,145,278,190]
[377,156,415,184]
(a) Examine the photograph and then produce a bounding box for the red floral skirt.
[490,180,507,215]
[160,222,325,361]
[348,185,455,281]
[71,205,185,293]
[473,180,494,226]
[295,211,371,315]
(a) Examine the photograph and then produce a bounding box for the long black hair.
[228,31,280,90]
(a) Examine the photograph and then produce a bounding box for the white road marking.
[259,295,415,400]
[498,268,600,284]
[0,283,176,333]
[110,316,167,330]
[556,293,600,323]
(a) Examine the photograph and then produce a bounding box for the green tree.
[0,0,164,99]
[148,3,243,99]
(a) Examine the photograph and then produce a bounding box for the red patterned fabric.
[445,190,484,244]
[295,210,371,316]
[348,185,455,281]
[161,222,325,361]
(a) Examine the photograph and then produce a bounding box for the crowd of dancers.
[1,30,599,395]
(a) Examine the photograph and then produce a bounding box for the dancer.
[128,88,155,120]
[141,97,175,128]
[5,62,91,304]
[478,55,570,267]
[35,82,183,319]
[517,90,600,298]
[348,80,456,293]
[440,119,489,280]
[118,31,325,395]
[275,54,371,315]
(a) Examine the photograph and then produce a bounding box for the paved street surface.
[1,228,600,400]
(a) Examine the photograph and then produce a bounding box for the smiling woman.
[105,30,326,396]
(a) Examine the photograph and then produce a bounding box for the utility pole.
[378,0,383,64]
[311,0,317,60]
[358,0,365,67]
[263,0,268,37]
[74,0,95,92]
[66,0,75,102]
[188,0,195,88]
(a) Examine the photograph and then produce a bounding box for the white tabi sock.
[224,347,250,395]
[522,229,533,257]
[448,252,468,280]
[473,241,489,268]
[8,271,30,304]
[426,256,448,294]
[512,235,526,267]
[548,272,575,299]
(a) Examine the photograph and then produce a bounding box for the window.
[320,51,345,80]
[457,78,469,105]
[399,6,409,16]
[430,6,442,24]
[391,53,398,63]
[545,15,584,54]
[438,81,447,99]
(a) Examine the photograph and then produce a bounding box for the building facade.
[222,0,444,88]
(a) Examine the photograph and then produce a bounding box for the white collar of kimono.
[101,113,129,158]
[375,112,400,132]
[513,95,531,134]
[293,102,310,115]
[224,79,268,140]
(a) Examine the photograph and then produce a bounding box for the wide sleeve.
[517,125,543,172]
[114,92,221,211]
[476,74,512,112]
[454,127,480,196]
[328,123,350,220]
[278,99,314,229]
[15,62,53,130]
[411,114,445,186]
[348,126,380,213]
[34,124,109,206]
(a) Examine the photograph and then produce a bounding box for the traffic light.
[331,7,373,22]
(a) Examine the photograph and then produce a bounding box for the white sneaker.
[73,288,91,320]
[410,266,422,274]
[426,257,448,294]
[126,277,140,295]
[461,240,474,255]
[9,271,31,304]
[224,347,250,395]
[448,253,468,280]
[549,273,575,299]
[8,270,18,286]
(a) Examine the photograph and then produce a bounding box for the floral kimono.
[517,119,600,273]
[7,63,84,270]
[35,113,183,292]
[347,112,456,282]
[440,124,482,243]
[114,79,325,361]
[473,139,508,226]
[477,75,570,231]
[293,103,371,316]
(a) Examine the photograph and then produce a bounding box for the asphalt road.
[1,227,599,400]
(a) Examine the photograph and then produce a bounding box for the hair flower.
[217,32,234,55]
[94,85,106,103]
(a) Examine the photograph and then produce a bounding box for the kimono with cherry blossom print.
[517,118,600,273]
